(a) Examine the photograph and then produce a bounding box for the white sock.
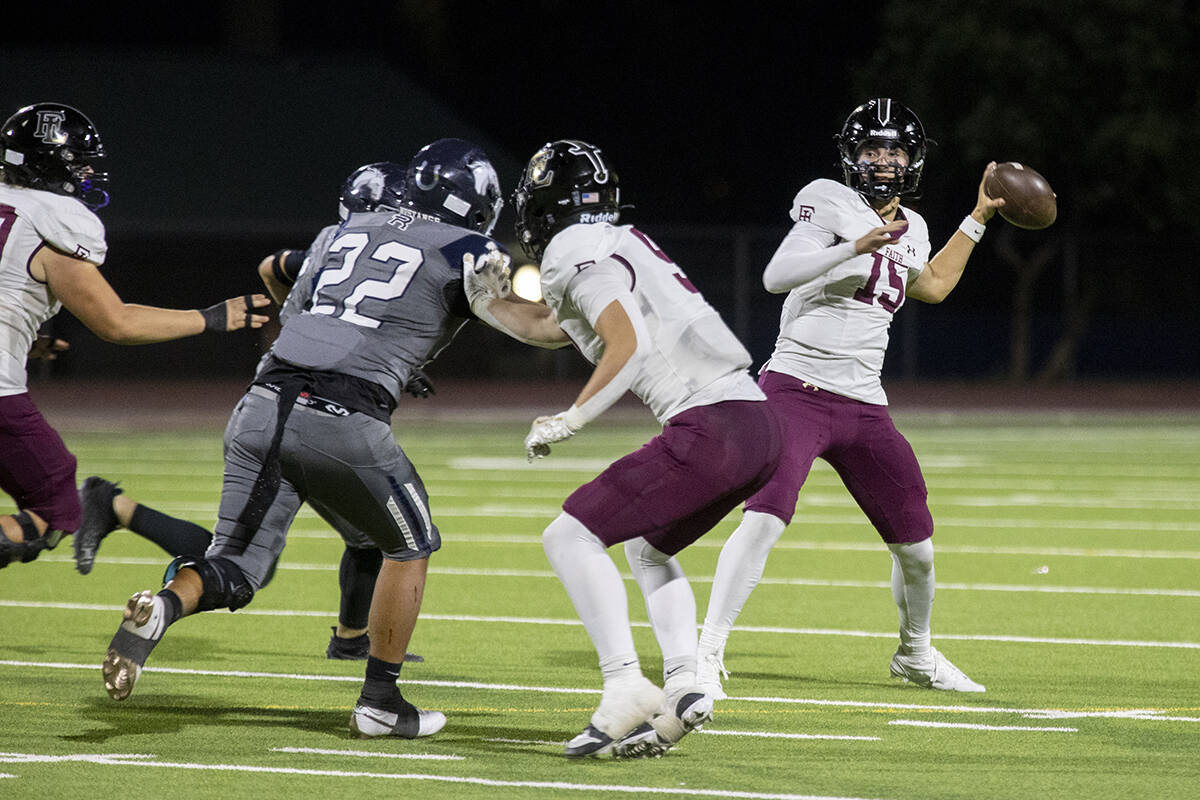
[542,512,640,680]
[888,539,935,656]
[698,511,787,655]
[624,537,697,681]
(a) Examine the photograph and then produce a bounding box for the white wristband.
[561,404,588,432]
[958,216,986,243]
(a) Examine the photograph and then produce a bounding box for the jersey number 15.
[853,252,905,313]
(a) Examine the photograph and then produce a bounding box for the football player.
[100,139,566,741]
[74,161,423,662]
[696,98,1003,698]
[0,102,268,570]
[470,139,782,758]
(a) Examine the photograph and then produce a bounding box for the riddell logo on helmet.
[868,129,899,138]
[34,110,67,144]
[579,211,618,224]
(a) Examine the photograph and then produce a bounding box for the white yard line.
[271,747,462,760]
[887,720,1077,733]
[30,552,1200,594]
[3,600,1198,648]
[2,660,1197,725]
[0,752,889,800]
[698,730,881,741]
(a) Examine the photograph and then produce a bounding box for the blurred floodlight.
[512,264,542,302]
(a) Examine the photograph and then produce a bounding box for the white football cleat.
[350,702,446,738]
[696,648,729,701]
[564,674,663,758]
[102,590,167,701]
[890,646,986,693]
[612,678,714,759]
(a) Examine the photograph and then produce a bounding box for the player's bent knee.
[624,536,671,567]
[889,538,934,574]
[542,512,596,548]
[167,555,257,612]
[344,545,383,572]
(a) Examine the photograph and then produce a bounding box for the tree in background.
[852,0,1199,380]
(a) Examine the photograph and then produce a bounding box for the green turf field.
[3,410,1199,799]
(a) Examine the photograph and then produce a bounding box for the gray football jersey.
[262,209,489,405]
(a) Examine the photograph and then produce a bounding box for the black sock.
[129,505,213,559]
[361,656,406,709]
[156,588,184,627]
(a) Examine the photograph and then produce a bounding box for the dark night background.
[4,1,1199,389]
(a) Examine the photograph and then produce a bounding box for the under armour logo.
[795,204,814,222]
[34,110,67,144]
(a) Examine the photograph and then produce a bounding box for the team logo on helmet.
[524,145,555,188]
[33,110,67,144]
[466,156,499,198]
[565,140,610,184]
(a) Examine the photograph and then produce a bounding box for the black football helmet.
[835,98,928,200]
[513,139,621,261]
[337,161,407,221]
[0,103,109,209]
[400,138,502,234]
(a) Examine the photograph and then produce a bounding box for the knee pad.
[165,555,256,612]
[889,538,934,576]
[624,537,671,568]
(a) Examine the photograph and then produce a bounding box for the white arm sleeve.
[761,226,857,294]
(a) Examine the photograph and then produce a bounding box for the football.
[984,162,1057,230]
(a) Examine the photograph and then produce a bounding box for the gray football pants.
[206,386,440,591]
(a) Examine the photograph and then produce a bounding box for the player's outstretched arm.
[463,248,569,348]
[908,162,1005,304]
[39,248,270,344]
[482,295,570,349]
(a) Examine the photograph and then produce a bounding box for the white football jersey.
[539,222,763,423]
[0,183,107,395]
[762,178,930,405]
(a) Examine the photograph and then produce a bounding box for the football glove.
[524,409,585,461]
[404,367,436,399]
[462,245,512,317]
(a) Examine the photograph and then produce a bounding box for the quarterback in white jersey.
[0,102,268,570]
[697,98,1005,701]
[469,140,781,759]
[764,176,932,405]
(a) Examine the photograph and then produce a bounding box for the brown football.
[984,162,1057,230]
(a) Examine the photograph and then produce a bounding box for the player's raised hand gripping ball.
[462,245,512,317]
[984,162,1057,230]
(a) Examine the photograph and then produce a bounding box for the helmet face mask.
[338,161,407,221]
[513,139,620,261]
[835,98,928,201]
[0,103,110,209]
[400,139,502,235]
